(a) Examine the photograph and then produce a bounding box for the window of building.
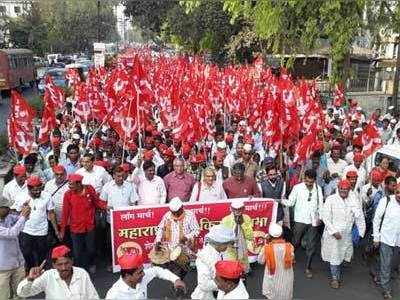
[14,6,21,14]
[0,6,6,14]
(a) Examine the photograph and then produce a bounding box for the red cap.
[27,175,43,187]
[371,169,383,182]
[94,160,111,169]
[225,133,234,143]
[67,173,83,182]
[121,163,131,173]
[152,130,161,137]
[51,245,71,259]
[143,150,154,161]
[346,170,358,178]
[13,164,26,176]
[215,260,244,279]
[118,253,144,270]
[52,164,65,174]
[353,153,364,162]
[244,134,254,145]
[338,179,351,189]
[127,142,138,151]
[312,141,324,152]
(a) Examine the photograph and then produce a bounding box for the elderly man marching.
[258,223,294,300]
[154,197,200,278]
[191,224,236,299]
[220,199,254,273]
[321,179,366,289]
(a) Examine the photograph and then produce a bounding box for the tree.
[5,0,119,54]
[181,0,368,83]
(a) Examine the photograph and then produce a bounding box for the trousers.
[0,267,25,300]
[380,242,398,293]
[292,222,319,268]
[71,230,96,270]
[330,264,342,281]
[19,232,48,271]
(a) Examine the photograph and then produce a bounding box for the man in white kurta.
[321,179,365,289]
[191,225,236,299]
[258,223,294,300]
[155,197,200,249]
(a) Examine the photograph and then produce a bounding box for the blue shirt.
[62,159,80,175]
[0,214,26,270]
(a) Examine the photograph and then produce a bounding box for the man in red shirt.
[59,173,107,274]
[164,158,196,202]
[223,163,261,199]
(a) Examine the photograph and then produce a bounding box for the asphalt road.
[0,87,39,133]
[88,248,398,299]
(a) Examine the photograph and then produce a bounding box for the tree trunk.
[392,38,400,114]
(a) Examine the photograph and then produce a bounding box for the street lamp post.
[97,0,100,42]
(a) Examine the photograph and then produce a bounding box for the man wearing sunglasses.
[281,169,323,279]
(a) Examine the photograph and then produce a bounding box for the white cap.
[356,106,362,111]
[238,120,246,126]
[205,224,236,244]
[389,106,395,110]
[72,133,81,140]
[391,118,397,124]
[216,141,227,149]
[231,199,245,209]
[243,143,252,153]
[333,125,341,131]
[169,197,183,212]
[0,196,12,208]
[354,127,363,133]
[378,116,384,121]
[269,223,283,238]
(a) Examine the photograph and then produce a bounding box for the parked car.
[37,68,67,94]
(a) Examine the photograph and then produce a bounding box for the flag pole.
[85,107,116,150]
[122,94,135,163]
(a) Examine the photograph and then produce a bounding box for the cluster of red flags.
[7,48,382,163]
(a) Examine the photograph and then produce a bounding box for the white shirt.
[135,175,166,205]
[76,165,112,194]
[189,181,227,202]
[100,180,138,222]
[2,179,27,206]
[360,183,382,204]
[105,267,179,299]
[283,182,323,225]
[13,193,54,236]
[43,179,69,224]
[373,196,400,247]
[217,280,249,299]
[327,157,348,177]
[155,210,200,248]
[17,267,99,300]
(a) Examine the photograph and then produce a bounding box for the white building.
[0,0,30,18]
[114,3,131,45]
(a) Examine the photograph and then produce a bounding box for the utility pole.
[392,36,400,114]
[97,0,101,42]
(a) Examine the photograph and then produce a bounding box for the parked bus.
[0,49,35,91]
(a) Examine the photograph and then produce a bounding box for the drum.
[149,246,171,266]
[170,246,190,272]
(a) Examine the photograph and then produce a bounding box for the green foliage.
[5,0,118,55]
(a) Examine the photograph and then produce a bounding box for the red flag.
[362,122,382,157]
[38,101,57,144]
[8,90,36,155]
[44,75,65,109]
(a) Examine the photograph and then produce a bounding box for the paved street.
[88,248,397,299]
[0,87,39,133]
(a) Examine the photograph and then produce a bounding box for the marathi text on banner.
[110,198,277,272]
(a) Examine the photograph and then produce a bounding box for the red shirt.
[60,185,107,234]
[223,176,261,198]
